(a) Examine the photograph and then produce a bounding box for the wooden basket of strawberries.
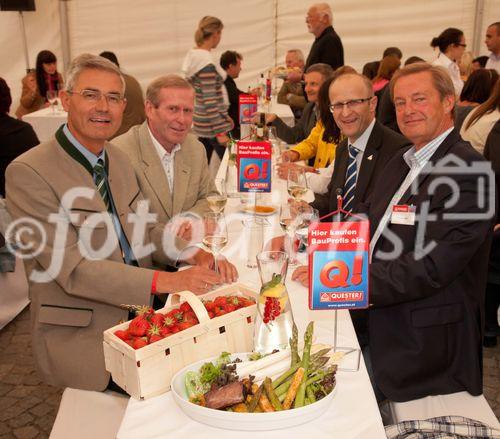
[103,283,258,400]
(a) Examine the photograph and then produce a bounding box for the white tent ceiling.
[1,0,499,116]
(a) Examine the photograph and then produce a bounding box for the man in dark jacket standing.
[304,3,344,71]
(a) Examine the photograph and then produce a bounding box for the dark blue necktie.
[343,145,359,213]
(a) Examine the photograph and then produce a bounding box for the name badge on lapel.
[391,205,416,225]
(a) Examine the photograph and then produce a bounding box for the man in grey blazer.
[5,55,236,392]
[113,74,217,241]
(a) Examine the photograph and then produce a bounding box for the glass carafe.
[253,251,295,353]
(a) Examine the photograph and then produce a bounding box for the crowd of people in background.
[0,1,499,417]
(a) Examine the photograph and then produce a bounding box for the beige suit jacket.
[113,122,217,223]
[5,138,171,391]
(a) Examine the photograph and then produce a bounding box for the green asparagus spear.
[306,385,316,403]
[293,321,314,408]
[264,377,283,411]
[272,363,301,389]
[290,322,300,366]
[248,384,263,413]
[310,347,331,362]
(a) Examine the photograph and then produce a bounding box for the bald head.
[329,73,377,142]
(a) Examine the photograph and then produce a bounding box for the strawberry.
[128,315,151,337]
[132,337,148,350]
[177,321,196,331]
[214,296,227,307]
[134,305,155,318]
[204,300,216,312]
[183,311,199,324]
[239,297,255,307]
[159,326,171,337]
[208,311,215,319]
[150,312,165,327]
[114,329,131,341]
[163,315,177,329]
[167,309,184,322]
[169,325,180,334]
[214,307,227,317]
[228,296,241,308]
[179,302,192,313]
[147,324,163,344]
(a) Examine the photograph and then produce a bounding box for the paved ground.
[0,306,498,438]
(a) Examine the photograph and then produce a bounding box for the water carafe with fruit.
[253,251,295,353]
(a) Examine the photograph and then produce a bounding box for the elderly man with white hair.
[304,2,344,71]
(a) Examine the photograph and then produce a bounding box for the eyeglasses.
[329,97,373,113]
[67,89,124,105]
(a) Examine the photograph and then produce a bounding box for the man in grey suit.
[5,55,235,392]
[113,75,218,242]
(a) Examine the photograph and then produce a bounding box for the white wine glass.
[279,202,299,265]
[46,90,58,114]
[207,179,228,214]
[202,212,228,274]
[287,167,308,201]
[295,208,319,250]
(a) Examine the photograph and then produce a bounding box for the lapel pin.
[367,155,373,161]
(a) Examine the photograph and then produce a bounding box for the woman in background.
[16,50,63,119]
[431,28,466,96]
[461,79,500,154]
[372,55,400,93]
[182,16,232,163]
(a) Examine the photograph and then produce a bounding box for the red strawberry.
[167,309,184,322]
[239,297,255,307]
[214,296,227,307]
[132,337,148,350]
[134,305,154,318]
[147,324,163,344]
[159,326,171,337]
[169,325,180,334]
[224,304,237,313]
[128,316,151,337]
[114,329,131,341]
[204,300,216,312]
[163,315,177,329]
[177,321,196,331]
[208,311,215,319]
[179,302,192,313]
[150,312,165,327]
[183,311,198,324]
[214,307,227,317]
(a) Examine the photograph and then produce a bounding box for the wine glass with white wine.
[46,90,58,114]
[279,202,299,265]
[207,179,228,214]
[202,212,228,275]
[287,167,308,201]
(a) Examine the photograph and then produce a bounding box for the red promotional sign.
[237,141,272,192]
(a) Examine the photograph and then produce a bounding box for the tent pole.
[273,0,278,68]
[59,0,71,74]
[471,0,485,57]
[18,11,30,73]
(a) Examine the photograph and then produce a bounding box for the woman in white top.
[431,28,466,96]
[461,79,500,155]
[182,16,233,162]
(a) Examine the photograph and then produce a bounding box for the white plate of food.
[170,325,338,431]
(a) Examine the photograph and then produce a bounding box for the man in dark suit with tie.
[293,72,410,344]
[366,63,494,402]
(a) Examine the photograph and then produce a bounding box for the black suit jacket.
[313,120,411,217]
[367,129,494,402]
[305,26,344,71]
[224,76,244,139]
[272,101,317,144]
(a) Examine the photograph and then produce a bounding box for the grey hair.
[65,53,125,94]
[287,49,305,64]
[146,74,194,107]
[311,3,332,24]
[305,63,334,79]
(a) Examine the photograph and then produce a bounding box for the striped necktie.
[343,145,359,213]
[93,158,111,211]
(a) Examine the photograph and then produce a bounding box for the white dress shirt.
[433,53,463,96]
[148,126,181,193]
[486,53,500,74]
[369,127,453,260]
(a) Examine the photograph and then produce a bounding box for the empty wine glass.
[295,208,319,250]
[46,90,58,114]
[207,179,228,213]
[279,202,299,265]
[287,167,308,201]
[202,212,228,275]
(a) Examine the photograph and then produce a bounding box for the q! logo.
[319,255,364,288]
[243,162,269,180]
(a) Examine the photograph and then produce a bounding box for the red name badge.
[308,220,370,310]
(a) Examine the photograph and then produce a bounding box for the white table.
[116,155,386,439]
[22,106,67,142]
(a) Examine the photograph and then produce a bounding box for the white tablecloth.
[116,154,385,439]
[22,107,67,142]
